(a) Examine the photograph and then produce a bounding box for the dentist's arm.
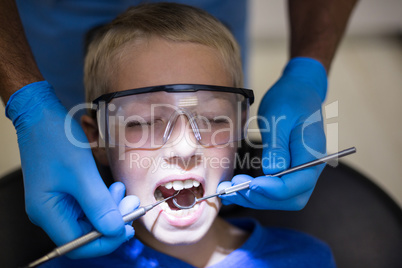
[1,0,132,258]
[288,0,358,72]
[219,0,358,210]
[0,0,42,98]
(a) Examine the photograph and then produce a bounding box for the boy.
[43,3,335,267]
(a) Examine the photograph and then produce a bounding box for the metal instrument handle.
[221,147,356,195]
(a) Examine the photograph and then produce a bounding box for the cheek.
[204,146,237,182]
[107,148,153,194]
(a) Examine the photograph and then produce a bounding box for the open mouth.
[154,179,204,213]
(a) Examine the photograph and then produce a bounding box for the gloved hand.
[6,81,137,258]
[108,182,140,234]
[218,57,327,210]
[74,182,140,257]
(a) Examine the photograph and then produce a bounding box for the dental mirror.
[172,147,357,210]
[173,188,215,210]
[172,189,198,209]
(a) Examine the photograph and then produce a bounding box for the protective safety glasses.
[93,84,254,148]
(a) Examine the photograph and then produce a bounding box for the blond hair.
[84,2,243,102]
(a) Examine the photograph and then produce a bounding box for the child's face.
[106,36,237,245]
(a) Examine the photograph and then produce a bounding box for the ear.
[81,115,109,166]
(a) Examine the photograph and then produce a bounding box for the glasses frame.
[93,84,254,105]
[93,84,254,148]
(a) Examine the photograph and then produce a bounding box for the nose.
[162,115,201,168]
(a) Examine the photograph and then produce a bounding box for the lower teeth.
[155,189,164,201]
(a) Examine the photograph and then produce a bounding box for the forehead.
[113,36,232,92]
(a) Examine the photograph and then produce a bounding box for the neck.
[133,217,249,267]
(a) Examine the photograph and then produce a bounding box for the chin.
[152,227,207,245]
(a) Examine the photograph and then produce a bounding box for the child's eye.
[126,119,163,128]
[210,118,229,124]
[126,121,149,128]
[196,117,230,129]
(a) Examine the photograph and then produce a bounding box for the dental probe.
[23,193,179,268]
[219,147,357,195]
[173,147,357,209]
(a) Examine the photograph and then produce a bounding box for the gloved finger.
[74,193,139,238]
[66,225,135,259]
[219,189,259,208]
[68,160,126,239]
[218,175,266,208]
[220,182,313,210]
[25,158,127,254]
[109,182,126,205]
[250,117,326,200]
[45,112,127,241]
[231,174,253,185]
[271,112,326,198]
[34,185,133,259]
[39,191,135,259]
[118,195,141,216]
[118,195,141,226]
[290,113,327,167]
[258,104,292,175]
[249,167,319,200]
[30,193,88,247]
[217,174,252,196]
[217,181,235,205]
[253,115,323,206]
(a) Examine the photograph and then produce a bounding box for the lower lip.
[160,201,205,227]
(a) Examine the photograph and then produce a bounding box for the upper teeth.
[163,179,200,191]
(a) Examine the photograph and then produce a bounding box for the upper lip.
[154,173,205,194]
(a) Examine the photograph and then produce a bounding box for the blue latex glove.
[108,182,140,231]
[218,57,327,210]
[6,81,137,258]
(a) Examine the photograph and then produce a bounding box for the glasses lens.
[99,90,249,148]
